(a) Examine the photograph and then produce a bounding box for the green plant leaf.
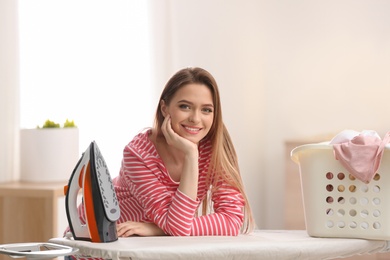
[63,119,77,128]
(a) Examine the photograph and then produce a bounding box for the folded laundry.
[330,130,381,145]
[330,130,390,183]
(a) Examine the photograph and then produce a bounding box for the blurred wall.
[149,0,390,228]
[3,0,388,229]
[0,0,19,182]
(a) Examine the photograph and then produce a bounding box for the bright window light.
[19,0,154,177]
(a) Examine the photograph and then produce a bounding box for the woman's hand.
[161,115,198,155]
[161,114,199,200]
[116,221,166,237]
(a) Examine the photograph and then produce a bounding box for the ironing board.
[49,230,390,260]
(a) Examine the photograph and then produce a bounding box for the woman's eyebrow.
[178,100,214,107]
[177,99,192,104]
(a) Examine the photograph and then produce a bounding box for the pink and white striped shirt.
[114,129,245,236]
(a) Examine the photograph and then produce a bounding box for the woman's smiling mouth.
[183,125,202,134]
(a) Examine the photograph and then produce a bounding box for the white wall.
[0,0,19,182]
[154,0,390,228]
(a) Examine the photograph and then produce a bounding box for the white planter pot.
[20,128,79,182]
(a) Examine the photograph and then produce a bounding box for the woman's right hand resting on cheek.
[161,115,198,155]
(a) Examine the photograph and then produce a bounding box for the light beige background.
[1,0,389,230]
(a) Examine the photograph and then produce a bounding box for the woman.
[114,67,255,236]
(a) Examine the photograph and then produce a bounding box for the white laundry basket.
[291,143,390,240]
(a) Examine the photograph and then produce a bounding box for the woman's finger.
[162,115,175,144]
[161,115,169,138]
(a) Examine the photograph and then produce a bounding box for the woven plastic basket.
[291,143,390,240]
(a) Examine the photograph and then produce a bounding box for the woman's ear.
[160,100,168,117]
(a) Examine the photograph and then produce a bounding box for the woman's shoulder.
[125,128,159,159]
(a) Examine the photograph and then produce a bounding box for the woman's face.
[161,83,214,144]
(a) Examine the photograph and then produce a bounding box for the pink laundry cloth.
[330,130,390,183]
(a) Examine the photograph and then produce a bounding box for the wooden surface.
[0,181,66,260]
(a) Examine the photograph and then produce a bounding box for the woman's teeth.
[185,126,200,132]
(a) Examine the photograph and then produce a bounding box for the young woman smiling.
[71,67,255,238]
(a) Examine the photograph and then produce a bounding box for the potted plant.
[20,119,79,182]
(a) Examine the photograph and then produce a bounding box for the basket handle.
[376,131,390,157]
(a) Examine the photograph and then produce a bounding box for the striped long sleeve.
[115,130,245,236]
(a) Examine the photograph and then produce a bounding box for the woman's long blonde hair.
[153,67,255,233]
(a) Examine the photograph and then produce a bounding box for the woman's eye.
[179,104,190,110]
[202,108,213,113]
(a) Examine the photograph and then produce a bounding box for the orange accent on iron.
[84,161,101,242]
[64,185,68,195]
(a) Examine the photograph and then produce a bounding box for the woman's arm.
[161,115,199,200]
[120,153,245,236]
[191,181,245,236]
[120,159,199,236]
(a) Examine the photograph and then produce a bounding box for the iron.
[64,141,120,242]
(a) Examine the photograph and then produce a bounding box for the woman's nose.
[189,111,200,123]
